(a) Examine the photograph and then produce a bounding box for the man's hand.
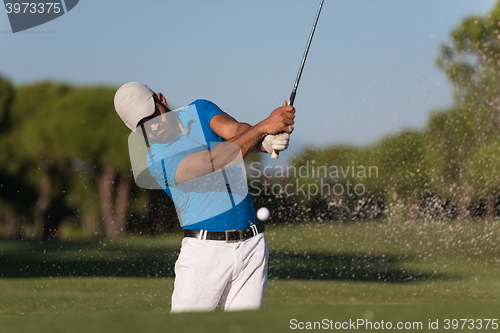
[261,130,293,154]
[260,101,295,135]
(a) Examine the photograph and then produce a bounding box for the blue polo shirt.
[146,99,257,232]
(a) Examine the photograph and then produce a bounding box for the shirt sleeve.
[190,99,225,125]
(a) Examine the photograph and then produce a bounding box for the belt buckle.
[225,230,243,243]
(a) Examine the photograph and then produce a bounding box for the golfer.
[114,82,294,312]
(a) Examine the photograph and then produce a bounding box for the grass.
[1,219,500,332]
[1,303,500,333]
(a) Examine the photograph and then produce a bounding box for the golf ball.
[257,207,270,221]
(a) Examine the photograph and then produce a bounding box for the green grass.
[1,219,500,332]
[1,303,500,333]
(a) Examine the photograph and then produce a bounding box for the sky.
[0,0,497,155]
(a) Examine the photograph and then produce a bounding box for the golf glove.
[261,127,293,153]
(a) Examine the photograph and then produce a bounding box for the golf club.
[272,0,325,159]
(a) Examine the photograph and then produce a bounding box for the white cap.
[114,82,156,130]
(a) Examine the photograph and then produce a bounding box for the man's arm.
[210,100,294,153]
[209,113,260,152]
[174,103,295,184]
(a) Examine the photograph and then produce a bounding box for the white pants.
[171,233,268,313]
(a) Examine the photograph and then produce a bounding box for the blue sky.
[0,0,497,152]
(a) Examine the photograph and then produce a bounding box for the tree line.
[247,2,500,222]
[0,80,179,239]
[1,2,500,239]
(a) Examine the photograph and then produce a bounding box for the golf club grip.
[271,98,293,159]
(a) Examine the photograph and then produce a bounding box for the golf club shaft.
[290,0,324,107]
[272,0,324,159]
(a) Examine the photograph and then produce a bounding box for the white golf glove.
[261,127,293,154]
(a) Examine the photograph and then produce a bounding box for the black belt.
[184,223,265,243]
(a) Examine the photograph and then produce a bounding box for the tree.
[0,76,38,238]
[2,82,135,239]
[465,139,500,217]
[290,145,384,220]
[0,76,13,130]
[431,2,500,217]
[49,86,132,239]
[2,82,72,238]
[371,130,430,219]
[424,106,479,217]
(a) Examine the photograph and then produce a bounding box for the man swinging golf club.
[114,82,294,312]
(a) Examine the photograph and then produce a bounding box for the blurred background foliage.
[1,3,500,240]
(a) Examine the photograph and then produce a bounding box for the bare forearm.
[231,122,262,153]
[215,122,266,161]
[175,123,266,183]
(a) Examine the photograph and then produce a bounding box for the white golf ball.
[257,207,270,221]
